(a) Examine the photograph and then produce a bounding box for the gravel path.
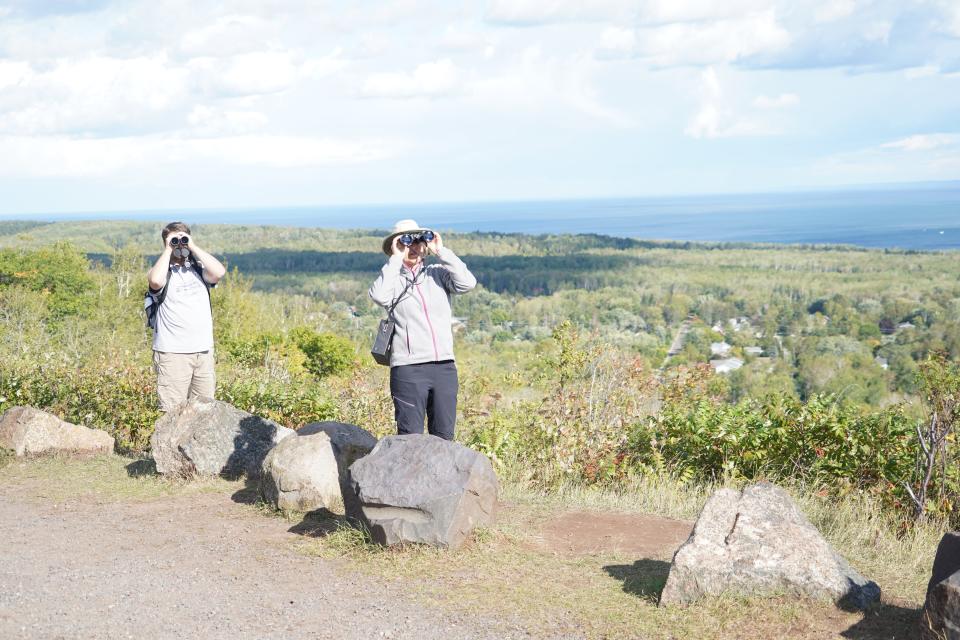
[0,485,542,640]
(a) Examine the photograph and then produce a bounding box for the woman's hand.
[392,237,410,261]
[427,232,444,255]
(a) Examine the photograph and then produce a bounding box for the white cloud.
[0,134,403,177]
[819,133,960,180]
[177,14,280,58]
[186,105,269,136]
[0,51,345,136]
[862,20,892,43]
[0,55,189,135]
[932,0,960,38]
[753,92,799,108]
[438,26,496,57]
[0,48,340,137]
[187,135,402,167]
[636,0,773,25]
[484,0,635,25]
[586,0,960,72]
[631,10,791,67]
[188,50,326,98]
[0,135,153,177]
[904,65,940,79]
[814,0,857,24]
[0,60,33,90]
[360,59,460,99]
[597,26,637,57]
[469,46,634,126]
[685,67,776,138]
[880,133,960,152]
[485,0,772,26]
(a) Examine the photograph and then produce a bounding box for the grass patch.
[0,447,14,470]
[0,453,241,502]
[290,474,938,639]
[797,490,943,601]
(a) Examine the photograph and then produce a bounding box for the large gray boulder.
[924,572,960,639]
[260,432,342,512]
[298,421,377,469]
[346,434,498,549]
[0,406,114,456]
[922,532,960,639]
[150,398,294,477]
[660,482,880,609]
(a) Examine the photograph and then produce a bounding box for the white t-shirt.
[152,262,214,354]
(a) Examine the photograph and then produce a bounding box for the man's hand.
[427,231,444,256]
[185,237,226,284]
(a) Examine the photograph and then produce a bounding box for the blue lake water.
[6,183,960,250]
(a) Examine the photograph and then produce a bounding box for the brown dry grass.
[290,478,938,640]
[0,452,239,502]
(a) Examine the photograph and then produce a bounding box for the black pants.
[390,361,458,440]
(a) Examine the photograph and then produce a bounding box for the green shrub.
[622,391,917,514]
[0,361,159,452]
[464,412,516,469]
[290,327,356,378]
[219,375,336,429]
[220,332,282,367]
[0,243,94,317]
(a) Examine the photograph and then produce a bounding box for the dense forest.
[2,219,959,521]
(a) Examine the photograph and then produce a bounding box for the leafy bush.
[463,323,658,486]
[220,332,282,367]
[464,412,516,469]
[904,353,960,520]
[630,393,915,492]
[290,327,356,378]
[0,243,94,317]
[325,369,395,437]
[218,375,336,429]
[0,361,159,452]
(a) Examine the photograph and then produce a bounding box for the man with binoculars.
[146,222,227,411]
[369,219,477,440]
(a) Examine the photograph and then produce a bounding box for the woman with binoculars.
[369,219,477,440]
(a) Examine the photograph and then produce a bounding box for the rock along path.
[0,479,542,640]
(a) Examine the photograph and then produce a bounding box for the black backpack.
[144,261,212,330]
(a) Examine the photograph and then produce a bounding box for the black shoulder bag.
[371,274,418,366]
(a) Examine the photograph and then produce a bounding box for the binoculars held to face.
[398,231,435,246]
[170,236,189,246]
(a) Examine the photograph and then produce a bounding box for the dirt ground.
[0,456,926,640]
[0,461,693,640]
[537,511,692,556]
[0,478,535,639]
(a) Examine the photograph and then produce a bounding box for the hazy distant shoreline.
[3,183,959,251]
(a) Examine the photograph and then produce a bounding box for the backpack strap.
[189,261,213,313]
[148,276,170,305]
[150,262,211,308]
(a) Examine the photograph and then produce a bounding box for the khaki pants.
[153,350,216,412]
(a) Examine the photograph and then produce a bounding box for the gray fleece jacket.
[369,248,477,367]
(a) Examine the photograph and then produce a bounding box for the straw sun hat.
[381,219,435,256]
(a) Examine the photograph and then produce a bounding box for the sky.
[0,0,958,215]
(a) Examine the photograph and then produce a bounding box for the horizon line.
[2,178,958,221]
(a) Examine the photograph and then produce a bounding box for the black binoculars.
[398,231,435,246]
[170,236,189,246]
